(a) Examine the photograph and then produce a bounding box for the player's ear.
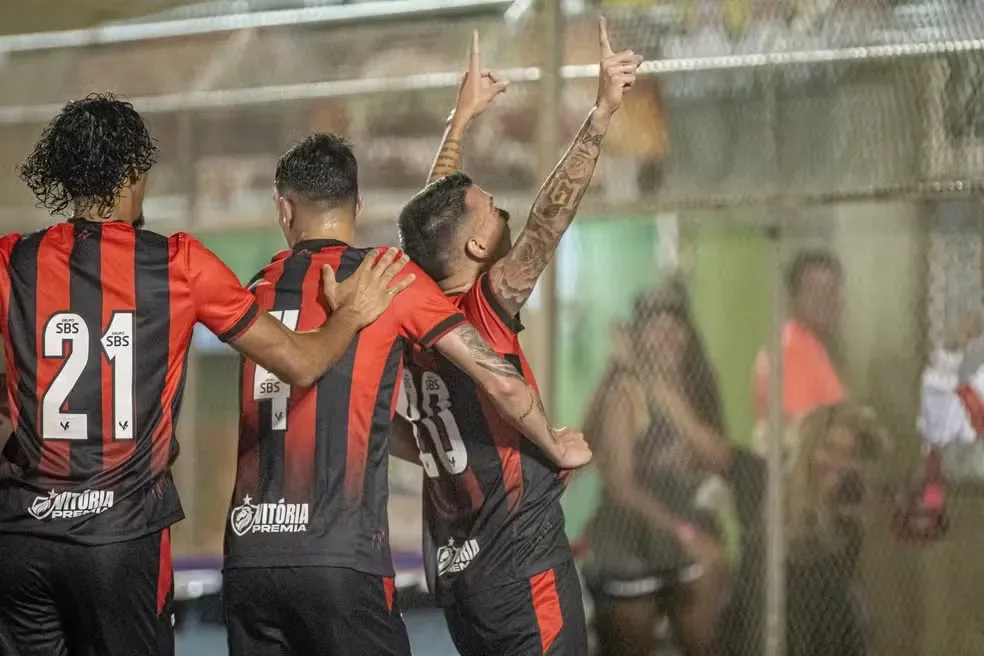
[276,196,294,235]
[464,237,490,262]
[355,192,365,218]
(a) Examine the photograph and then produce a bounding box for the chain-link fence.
[3,1,984,654]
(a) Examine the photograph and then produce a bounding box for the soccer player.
[394,20,642,655]
[222,134,590,656]
[0,93,414,656]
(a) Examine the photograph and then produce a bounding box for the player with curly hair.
[0,93,415,656]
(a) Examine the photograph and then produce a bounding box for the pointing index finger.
[469,29,481,75]
[599,16,614,58]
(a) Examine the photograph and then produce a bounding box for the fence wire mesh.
[3,2,984,656]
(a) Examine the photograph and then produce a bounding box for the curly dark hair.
[18,93,157,218]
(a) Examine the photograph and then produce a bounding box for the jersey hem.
[420,314,467,347]
[433,548,573,606]
[0,509,184,546]
[218,302,260,342]
[223,554,396,577]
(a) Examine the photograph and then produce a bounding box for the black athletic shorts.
[223,566,411,656]
[443,558,588,656]
[0,529,174,656]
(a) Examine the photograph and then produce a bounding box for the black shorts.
[444,558,588,656]
[223,566,411,656]
[0,529,174,656]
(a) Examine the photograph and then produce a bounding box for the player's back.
[226,239,465,577]
[402,273,570,604]
[0,221,253,544]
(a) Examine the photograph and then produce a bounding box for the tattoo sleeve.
[426,119,467,185]
[456,324,526,380]
[488,110,608,316]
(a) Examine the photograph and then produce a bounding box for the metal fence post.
[762,69,787,656]
[535,0,563,417]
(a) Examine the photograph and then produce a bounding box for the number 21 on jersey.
[400,370,468,478]
[42,312,134,441]
[252,310,299,431]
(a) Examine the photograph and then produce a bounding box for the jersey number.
[252,310,300,431]
[401,371,468,478]
[42,312,134,441]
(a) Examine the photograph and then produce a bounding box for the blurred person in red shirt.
[753,250,846,453]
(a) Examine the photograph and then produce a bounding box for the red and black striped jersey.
[400,273,571,605]
[224,239,465,576]
[0,371,10,448]
[0,221,259,544]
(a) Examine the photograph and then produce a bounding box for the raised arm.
[229,249,414,388]
[434,323,591,470]
[487,17,643,316]
[651,382,734,474]
[427,30,507,184]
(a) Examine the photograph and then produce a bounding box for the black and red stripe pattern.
[226,239,465,577]
[407,271,572,606]
[0,221,259,545]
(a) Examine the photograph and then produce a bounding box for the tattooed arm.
[427,117,468,184]
[486,18,642,316]
[427,31,508,184]
[434,324,588,467]
[487,110,610,316]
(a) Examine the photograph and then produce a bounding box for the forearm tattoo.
[427,136,462,184]
[489,114,606,316]
[456,324,526,381]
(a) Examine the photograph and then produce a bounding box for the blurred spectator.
[753,249,846,456]
[786,402,887,656]
[920,310,984,480]
[582,278,731,656]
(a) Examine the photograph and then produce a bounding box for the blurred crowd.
[571,249,892,656]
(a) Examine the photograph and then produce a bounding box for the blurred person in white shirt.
[919,310,984,479]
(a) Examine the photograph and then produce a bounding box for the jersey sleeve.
[389,260,466,347]
[454,272,524,351]
[0,234,19,333]
[180,234,261,342]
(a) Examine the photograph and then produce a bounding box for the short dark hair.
[398,172,473,280]
[275,133,358,209]
[18,93,158,217]
[785,249,842,295]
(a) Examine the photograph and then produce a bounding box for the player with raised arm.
[395,21,641,655]
[221,134,589,656]
[0,94,412,656]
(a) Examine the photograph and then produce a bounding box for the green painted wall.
[554,218,662,429]
[556,217,661,539]
[198,227,285,284]
[690,221,770,447]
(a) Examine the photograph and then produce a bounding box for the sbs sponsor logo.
[229,495,309,536]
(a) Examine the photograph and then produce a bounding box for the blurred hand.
[678,524,725,569]
[321,248,415,328]
[596,16,644,116]
[552,426,593,470]
[455,30,509,120]
[650,378,689,417]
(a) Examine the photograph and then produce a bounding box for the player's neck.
[291,221,355,247]
[72,200,133,224]
[437,270,478,295]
